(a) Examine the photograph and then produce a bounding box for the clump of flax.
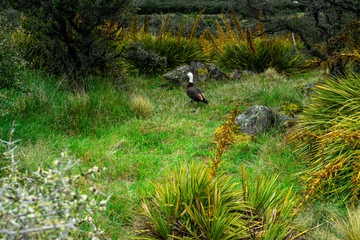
[211,106,240,177]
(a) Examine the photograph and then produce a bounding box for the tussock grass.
[129,94,154,118]
[333,206,360,240]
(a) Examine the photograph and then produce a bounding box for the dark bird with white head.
[186,72,208,106]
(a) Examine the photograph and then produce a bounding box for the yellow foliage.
[189,8,206,41]
[211,106,240,177]
[230,9,245,41]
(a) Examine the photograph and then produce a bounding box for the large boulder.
[163,62,225,86]
[235,105,275,136]
[229,70,256,80]
[207,63,225,80]
[163,65,192,86]
[190,61,208,82]
[236,105,299,136]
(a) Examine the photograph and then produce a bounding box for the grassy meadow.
[2,68,345,239]
[2,3,360,238]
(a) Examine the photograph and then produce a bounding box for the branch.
[0,223,75,236]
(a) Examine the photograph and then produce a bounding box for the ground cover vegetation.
[1,0,360,239]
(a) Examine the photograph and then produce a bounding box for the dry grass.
[333,207,360,240]
[129,94,154,118]
[262,67,285,81]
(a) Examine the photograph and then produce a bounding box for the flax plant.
[217,36,305,73]
[288,73,360,203]
[137,163,248,239]
[239,166,303,239]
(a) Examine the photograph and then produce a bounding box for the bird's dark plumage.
[186,72,208,105]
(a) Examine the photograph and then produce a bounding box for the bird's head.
[187,72,194,83]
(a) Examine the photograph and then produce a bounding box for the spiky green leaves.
[122,35,208,75]
[217,37,306,74]
[289,73,360,203]
[138,163,303,239]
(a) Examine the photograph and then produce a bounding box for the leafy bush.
[8,0,136,83]
[11,28,48,69]
[288,73,360,203]
[0,128,110,239]
[0,15,25,89]
[217,36,306,74]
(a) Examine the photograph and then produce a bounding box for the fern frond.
[255,10,266,38]
[204,30,223,54]
[130,13,138,41]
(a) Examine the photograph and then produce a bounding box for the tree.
[238,0,360,74]
[7,0,136,87]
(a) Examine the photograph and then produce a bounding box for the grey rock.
[207,63,225,80]
[163,65,192,86]
[229,70,244,80]
[190,61,208,82]
[242,70,256,76]
[235,105,275,136]
[229,70,256,80]
[164,62,225,86]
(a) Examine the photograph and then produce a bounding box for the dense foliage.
[217,36,305,73]
[137,0,305,16]
[289,73,360,203]
[0,15,24,89]
[139,163,302,239]
[0,128,110,239]
[238,0,360,65]
[7,0,136,85]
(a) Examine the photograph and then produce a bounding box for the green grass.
[0,69,341,239]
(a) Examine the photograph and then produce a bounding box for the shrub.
[288,73,360,203]
[217,36,306,74]
[0,14,25,89]
[239,167,302,239]
[8,0,136,83]
[122,42,167,76]
[131,35,208,72]
[0,128,111,239]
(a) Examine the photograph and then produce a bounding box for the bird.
[186,72,208,106]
